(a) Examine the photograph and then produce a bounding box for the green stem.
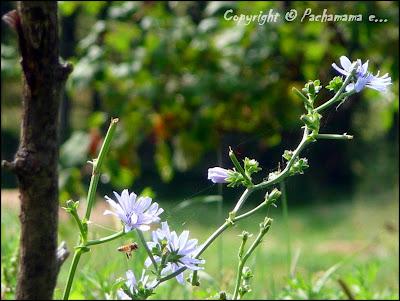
[191,270,199,286]
[235,201,268,222]
[69,209,86,240]
[314,65,357,113]
[317,133,353,140]
[62,250,82,300]
[232,188,253,214]
[84,174,100,221]
[63,118,119,300]
[232,260,245,300]
[137,229,158,273]
[84,118,119,221]
[233,218,272,300]
[254,127,310,191]
[229,147,253,186]
[292,87,310,104]
[85,230,126,246]
[232,233,249,299]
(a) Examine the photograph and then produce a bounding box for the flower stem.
[229,147,253,186]
[84,118,119,221]
[232,188,253,215]
[62,249,82,300]
[253,127,310,191]
[85,230,126,246]
[314,65,357,113]
[63,118,118,300]
[137,229,158,273]
[235,201,268,222]
[317,133,353,140]
[69,208,86,240]
[233,218,272,300]
[232,260,245,300]
[232,235,247,300]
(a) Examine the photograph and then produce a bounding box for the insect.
[117,242,139,259]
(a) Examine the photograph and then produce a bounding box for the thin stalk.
[317,133,353,140]
[69,209,86,240]
[232,259,245,299]
[62,250,82,300]
[229,147,252,186]
[63,118,118,300]
[84,174,100,221]
[232,188,253,214]
[137,229,158,273]
[233,218,272,300]
[232,234,249,299]
[254,127,309,191]
[85,230,125,246]
[84,118,119,221]
[314,65,357,113]
[235,201,268,222]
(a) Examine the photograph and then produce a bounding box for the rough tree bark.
[2,2,72,299]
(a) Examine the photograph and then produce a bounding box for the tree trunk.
[2,2,72,299]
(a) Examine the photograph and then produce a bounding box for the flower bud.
[265,188,281,205]
[207,167,229,183]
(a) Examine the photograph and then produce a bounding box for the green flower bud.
[243,157,262,175]
[282,150,294,161]
[265,189,281,205]
[326,76,343,92]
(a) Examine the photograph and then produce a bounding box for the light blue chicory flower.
[207,167,230,183]
[145,221,205,284]
[117,270,154,300]
[332,56,391,92]
[104,189,163,232]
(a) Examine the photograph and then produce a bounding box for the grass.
[1,189,399,300]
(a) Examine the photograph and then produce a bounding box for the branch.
[1,160,16,172]
[317,133,353,140]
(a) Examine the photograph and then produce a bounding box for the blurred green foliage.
[1,1,398,203]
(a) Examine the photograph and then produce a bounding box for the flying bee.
[117,242,139,259]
